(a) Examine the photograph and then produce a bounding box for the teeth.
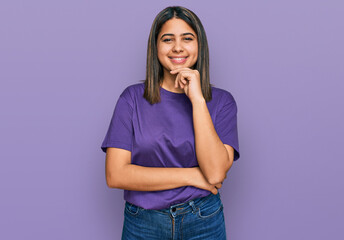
[172,57,186,60]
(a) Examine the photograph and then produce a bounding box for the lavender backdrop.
[1,0,343,239]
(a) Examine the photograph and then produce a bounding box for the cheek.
[187,45,198,61]
[157,48,171,68]
[157,47,170,60]
[187,43,198,55]
[193,44,199,56]
[194,48,198,58]
[158,44,170,54]
[158,50,166,62]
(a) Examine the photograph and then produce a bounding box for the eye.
[184,37,193,41]
[162,38,172,42]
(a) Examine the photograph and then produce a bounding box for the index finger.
[170,67,193,74]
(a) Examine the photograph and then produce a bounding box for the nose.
[172,39,183,53]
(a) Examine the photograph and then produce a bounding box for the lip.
[169,56,188,64]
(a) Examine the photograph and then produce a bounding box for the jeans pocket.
[125,202,141,216]
[197,199,223,219]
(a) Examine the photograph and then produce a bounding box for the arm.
[192,98,234,184]
[105,147,220,194]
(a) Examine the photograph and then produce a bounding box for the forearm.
[192,98,230,184]
[108,164,194,191]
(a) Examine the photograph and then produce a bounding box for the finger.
[173,71,193,82]
[180,78,187,85]
[170,67,192,74]
[174,72,180,88]
[175,76,184,89]
[170,67,192,73]
[179,72,195,83]
[178,79,184,89]
[212,188,218,195]
[176,72,188,87]
[170,68,199,77]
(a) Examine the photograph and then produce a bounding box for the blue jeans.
[122,192,226,240]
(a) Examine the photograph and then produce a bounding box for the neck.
[160,69,184,93]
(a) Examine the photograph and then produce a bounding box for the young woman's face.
[157,18,198,75]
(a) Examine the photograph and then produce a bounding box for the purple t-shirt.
[101,82,240,210]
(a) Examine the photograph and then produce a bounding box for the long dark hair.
[142,6,213,104]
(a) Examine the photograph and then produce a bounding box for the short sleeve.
[101,88,134,153]
[214,91,240,161]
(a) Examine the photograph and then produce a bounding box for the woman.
[101,6,240,239]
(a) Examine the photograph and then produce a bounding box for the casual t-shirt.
[101,82,240,210]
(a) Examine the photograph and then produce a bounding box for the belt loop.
[188,200,197,214]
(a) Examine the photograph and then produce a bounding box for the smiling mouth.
[169,56,188,64]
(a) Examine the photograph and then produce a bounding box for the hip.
[122,192,226,239]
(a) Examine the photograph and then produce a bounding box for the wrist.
[191,97,206,106]
[185,167,197,186]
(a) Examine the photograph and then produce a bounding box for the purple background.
[1,0,343,239]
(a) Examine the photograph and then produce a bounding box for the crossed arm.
[192,98,234,185]
[105,98,234,192]
[105,147,229,195]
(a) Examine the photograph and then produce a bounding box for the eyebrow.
[160,32,196,39]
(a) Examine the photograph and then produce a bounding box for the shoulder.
[119,82,145,102]
[210,85,236,105]
[210,85,238,114]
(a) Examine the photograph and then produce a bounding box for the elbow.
[205,166,226,185]
[106,174,114,188]
[206,159,233,185]
[106,171,121,189]
[207,172,226,185]
[106,177,114,188]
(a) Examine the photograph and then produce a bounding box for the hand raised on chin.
[170,67,204,103]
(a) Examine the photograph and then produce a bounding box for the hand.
[189,167,223,195]
[170,68,204,103]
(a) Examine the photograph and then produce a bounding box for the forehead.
[158,18,196,36]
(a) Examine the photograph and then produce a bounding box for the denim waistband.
[150,192,221,216]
